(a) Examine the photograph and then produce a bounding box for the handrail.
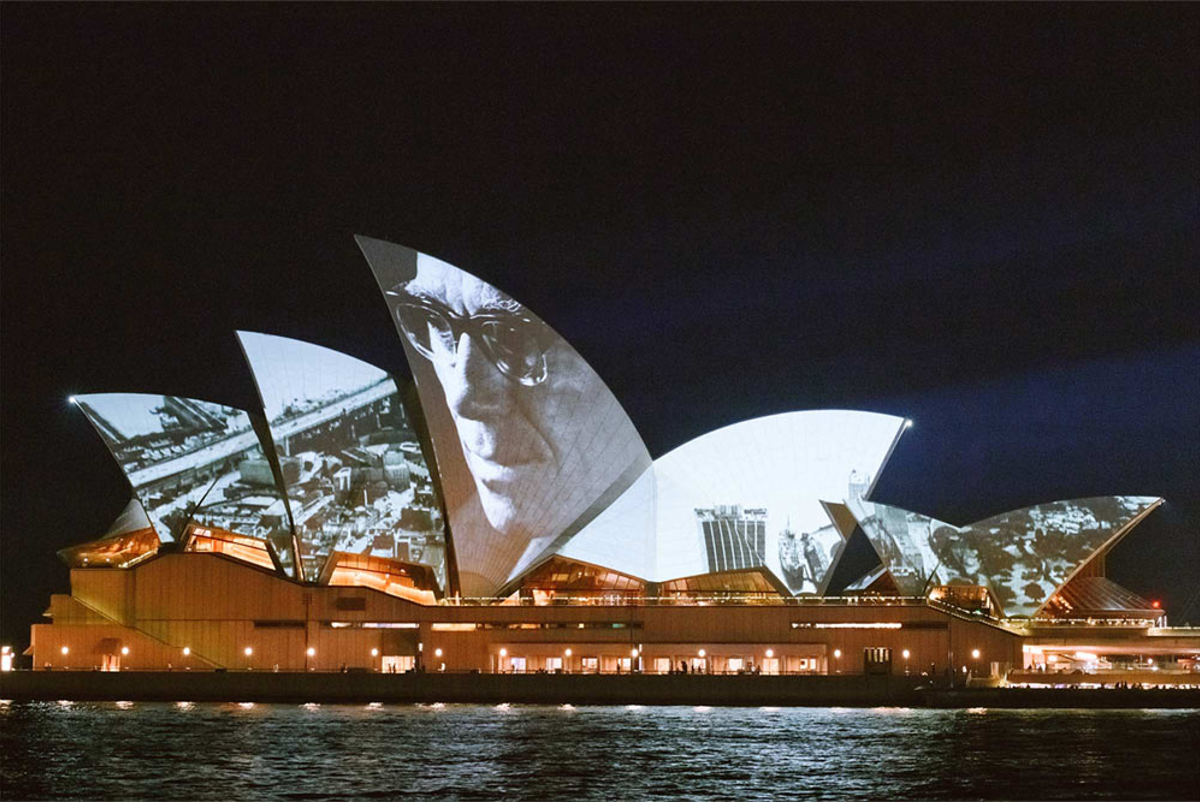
[440,595,933,607]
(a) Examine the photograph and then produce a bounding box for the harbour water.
[2,701,1197,800]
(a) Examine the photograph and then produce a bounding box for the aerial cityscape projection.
[238,331,445,587]
[73,394,297,564]
[847,495,1162,617]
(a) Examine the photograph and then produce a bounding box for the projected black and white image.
[238,332,446,586]
[651,411,908,594]
[359,237,651,596]
[848,495,1162,616]
[776,519,844,595]
[73,394,294,556]
[695,505,767,573]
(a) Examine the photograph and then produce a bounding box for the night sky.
[2,5,1198,650]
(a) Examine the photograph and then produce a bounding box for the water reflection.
[1,703,1196,801]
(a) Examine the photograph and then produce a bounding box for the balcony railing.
[441,594,934,608]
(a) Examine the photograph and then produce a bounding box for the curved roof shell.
[356,236,653,597]
[73,392,300,572]
[845,495,1163,617]
[558,410,908,591]
[237,331,448,589]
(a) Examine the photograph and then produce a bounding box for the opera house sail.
[356,236,653,598]
[845,495,1164,617]
[237,331,447,589]
[72,392,301,573]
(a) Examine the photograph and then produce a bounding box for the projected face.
[389,255,596,535]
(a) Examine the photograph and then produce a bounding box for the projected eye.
[482,319,546,386]
[395,303,456,362]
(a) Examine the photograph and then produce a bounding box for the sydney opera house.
[23,237,1199,682]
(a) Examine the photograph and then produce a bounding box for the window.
[690,657,707,673]
[864,647,892,675]
[618,657,632,672]
[787,656,817,673]
[545,656,563,672]
[726,657,744,673]
[381,655,414,673]
[762,657,780,675]
[509,657,527,673]
[653,657,671,674]
[581,657,599,673]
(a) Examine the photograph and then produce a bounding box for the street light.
[121,646,130,656]
[766,649,774,658]
[833,648,842,674]
[182,647,191,656]
[902,649,911,675]
[971,649,981,659]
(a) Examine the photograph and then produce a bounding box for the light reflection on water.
[2,702,1197,800]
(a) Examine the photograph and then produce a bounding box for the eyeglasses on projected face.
[387,286,550,387]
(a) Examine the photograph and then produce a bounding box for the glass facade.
[58,499,160,569]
